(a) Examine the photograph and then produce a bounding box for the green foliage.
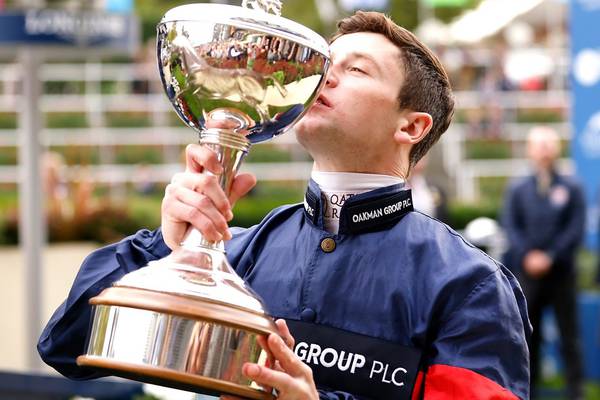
[227,181,306,227]
[245,144,292,163]
[478,176,509,207]
[115,146,163,164]
[0,113,17,129]
[272,70,286,86]
[516,108,565,123]
[169,112,186,127]
[537,376,600,400]
[78,206,146,243]
[49,145,99,165]
[434,1,480,23]
[0,186,17,208]
[136,0,192,42]
[0,204,145,245]
[578,250,600,291]
[465,139,512,159]
[101,80,119,94]
[46,112,89,128]
[447,201,499,231]
[134,0,482,42]
[0,182,304,245]
[44,80,85,95]
[105,112,152,128]
[0,148,17,165]
[129,192,163,228]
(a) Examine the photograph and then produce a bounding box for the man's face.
[295,32,405,171]
[527,131,560,171]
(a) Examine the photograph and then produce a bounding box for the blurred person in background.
[408,156,448,223]
[501,126,586,400]
[42,151,70,220]
[39,11,531,399]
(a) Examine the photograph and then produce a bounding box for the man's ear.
[394,112,433,145]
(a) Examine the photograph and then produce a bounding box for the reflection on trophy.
[75,2,330,399]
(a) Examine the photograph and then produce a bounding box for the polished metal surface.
[82,2,330,397]
[157,3,329,143]
[84,305,267,388]
[117,246,265,314]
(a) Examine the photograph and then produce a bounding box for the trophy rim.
[91,286,278,336]
[76,356,275,400]
[157,3,329,57]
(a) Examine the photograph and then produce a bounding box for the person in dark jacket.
[39,11,531,400]
[502,126,585,400]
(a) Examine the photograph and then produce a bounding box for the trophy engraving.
[76,2,330,399]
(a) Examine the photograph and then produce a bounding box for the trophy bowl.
[76,2,330,399]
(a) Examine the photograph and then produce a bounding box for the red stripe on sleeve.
[411,371,425,400]
[416,364,519,400]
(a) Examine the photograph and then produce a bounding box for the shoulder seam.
[412,211,502,267]
[441,269,499,324]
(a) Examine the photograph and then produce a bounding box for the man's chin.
[295,113,329,134]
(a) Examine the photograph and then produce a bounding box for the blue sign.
[571,0,600,249]
[0,9,138,51]
[106,0,134,14]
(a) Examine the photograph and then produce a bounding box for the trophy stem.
[180,128,251,254]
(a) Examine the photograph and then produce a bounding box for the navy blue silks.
[39,181,530,399]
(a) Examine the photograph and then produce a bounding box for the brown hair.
[331,11,455,169]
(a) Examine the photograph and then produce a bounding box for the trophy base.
[79,287,276,400]
[77,356,273,400]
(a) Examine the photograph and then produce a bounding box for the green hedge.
[0,182,305,245]
[447,202,499,231]
[46,112,89,128]
[515,108,565,123]
[0,148,17,165]
[465,139,512,159]
[0,187,503,244]
[106,112,152,128]
[114,146,163,164]
[0,112,17,129]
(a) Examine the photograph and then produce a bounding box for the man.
[502,126,585,400]
[39,11,530,399]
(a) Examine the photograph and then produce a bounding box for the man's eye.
[349,66,365,74]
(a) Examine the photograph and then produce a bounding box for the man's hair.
[331,11,455,169]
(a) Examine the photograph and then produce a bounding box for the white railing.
[0,62,571,200]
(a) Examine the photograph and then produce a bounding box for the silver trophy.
[76,2,329,399]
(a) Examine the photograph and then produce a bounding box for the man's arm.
[500,181,528,271]
[37,229,169,379]
[418,266,530,400]
[545,182,586,265]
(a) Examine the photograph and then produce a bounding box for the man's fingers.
[175,186,230,234]
[267,333,308,378]
[275,319,295,350]
[243,363,295,394]
[257,335,275,369]
[185,143,223,175]
[229,173,257,206]
[171,173,232,219]
[162,197,225,242]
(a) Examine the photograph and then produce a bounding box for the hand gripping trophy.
[76,1,330,399]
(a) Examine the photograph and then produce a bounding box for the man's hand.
[161,143,256,250]
[243,320,318,400]
[523,250,553,279]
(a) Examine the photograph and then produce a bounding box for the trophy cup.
[76,2,330,399]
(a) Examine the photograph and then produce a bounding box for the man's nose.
[325,69,338,87]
